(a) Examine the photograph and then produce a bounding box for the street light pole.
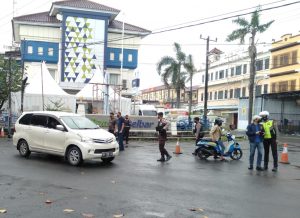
[200,35,217,130]
[8,56,12,138]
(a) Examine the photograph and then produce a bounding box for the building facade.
[12,0,150,96]
[261,33,300,132]
[196,48,270,129]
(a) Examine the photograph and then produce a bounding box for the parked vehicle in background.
[13,111,119,166]
[132,105,157,116]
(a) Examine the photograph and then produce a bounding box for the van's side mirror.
[56,125,65,131]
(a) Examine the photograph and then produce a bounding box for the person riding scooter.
[210,118,226,161]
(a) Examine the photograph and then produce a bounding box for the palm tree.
[184,54,197,118]
[157,42,187,108]
[227,9,274,124]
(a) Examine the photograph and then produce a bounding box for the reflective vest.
[262,120,273,139]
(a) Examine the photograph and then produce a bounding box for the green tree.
[0,54,22,110]
[157,42,187,108]
[184,54,197,117]
[227,9,274,124]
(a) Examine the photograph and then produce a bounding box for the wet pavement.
[0,138,300,218]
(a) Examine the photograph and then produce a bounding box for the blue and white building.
[12,0,150,96]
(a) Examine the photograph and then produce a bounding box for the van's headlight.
[81,136,93,143]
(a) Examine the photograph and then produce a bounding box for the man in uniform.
[156,112,172,162]
[259,111,279,172]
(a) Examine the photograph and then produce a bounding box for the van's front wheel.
[18,140,31,158]
[67,146,82,166]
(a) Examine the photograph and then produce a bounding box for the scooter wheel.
[197,150,210,160]
[230,149,243,160]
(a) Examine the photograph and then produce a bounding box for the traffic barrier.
[0,127,4,138]
[280,143,290,164]
[173,138,182,154]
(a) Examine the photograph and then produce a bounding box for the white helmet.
[259,111,269,117]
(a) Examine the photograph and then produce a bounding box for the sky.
[1,0,300,90]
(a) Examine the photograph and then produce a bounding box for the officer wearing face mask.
[259,111,279,172]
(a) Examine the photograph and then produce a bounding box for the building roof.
[109,20,151,34]
[13,12,60,24]
[51,0,120,13]
[13,0,151,34]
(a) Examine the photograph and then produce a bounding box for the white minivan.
[13,111,119,166]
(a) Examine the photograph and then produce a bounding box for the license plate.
[102,152,113,157]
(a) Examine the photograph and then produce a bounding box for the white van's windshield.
[143,110,157,116]
[61,116,99,129]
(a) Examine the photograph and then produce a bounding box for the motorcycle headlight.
[81,136,94,143]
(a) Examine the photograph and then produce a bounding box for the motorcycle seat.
[201,137,213,142]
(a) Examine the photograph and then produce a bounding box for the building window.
[128,54,133,62]
[110,52,115,61]
[218,91,224,100]
[279,53,289,66]
[27,46,33,54]
[263,84,268,94]
[202,75,205,83]
[122,79,127,90]
[292,51,297,64]
[214,91,217,100]
[48,48,54,56]
[279,81,288,92]
[264,58,270,69]
[290,80,296,91]
[256,85,262,96]
[256,59,263,71]
[201,93,204,101]
[242,87,246,97]
[230,67,234,76]
[219,70,224,79]
[271,83,277,93]
[209,92,212,100]
[119,53,123,61]
[210,73,213,81]
[215,71,218,80]
[38,47,43,55]
[235,65,242,75]
[225,69,228,78]
[234,88,241,98]
[224,90,228,99]
[243,64,247,74]
[273,56,278,68]
[230,89,233,98]
[110,74,119,85]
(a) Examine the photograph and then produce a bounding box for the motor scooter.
[194,132,243,160]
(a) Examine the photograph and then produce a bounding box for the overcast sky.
[1,0,300,89]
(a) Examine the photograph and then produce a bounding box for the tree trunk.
[188,77,192,117]
[248,36,257,124]
[0,99,5,110]
[176,87,181,108]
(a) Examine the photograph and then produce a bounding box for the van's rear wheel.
[67,146,82,166]
[18,140,31,158]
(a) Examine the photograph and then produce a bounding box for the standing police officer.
[156,112,172,162]
[259,111,279,172]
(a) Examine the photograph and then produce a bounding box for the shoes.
[166,155,172,161]
[272,167,278,172]
[157,158,165,162]
[256,166,264,171]
[248,166,253,170]
[264,166,268,170]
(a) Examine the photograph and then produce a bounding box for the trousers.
[263,138,278,168]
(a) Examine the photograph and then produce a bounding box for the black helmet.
[214,118,223,126]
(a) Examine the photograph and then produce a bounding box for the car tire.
[101,157,115,163]
[67,146,82,166]
[18,140,31,158]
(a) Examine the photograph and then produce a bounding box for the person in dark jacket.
[246,115,264,171]
[156,112,172,162]
[123,115,132,146]
[193,117,204,145]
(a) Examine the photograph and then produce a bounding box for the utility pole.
[8,56,12,138]
[200,35,217,130]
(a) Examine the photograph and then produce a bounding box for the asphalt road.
[0,138,300,218]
